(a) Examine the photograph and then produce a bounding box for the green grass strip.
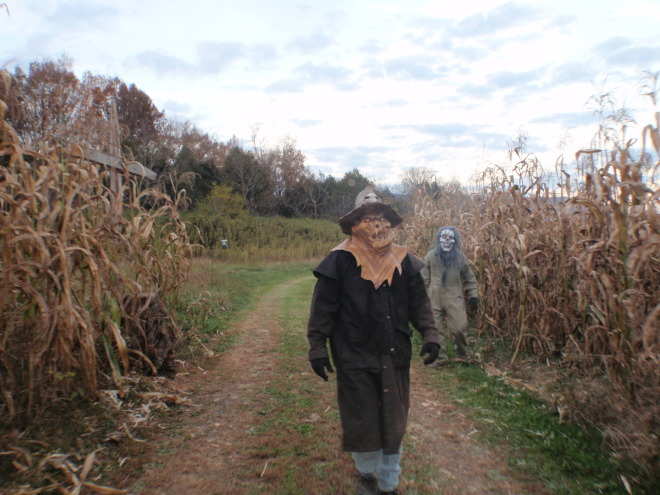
[427,361,631,494]
[175,260,315,358]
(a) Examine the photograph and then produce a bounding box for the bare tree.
[400,166,437,197]
[219,146,273,214]
[298,172,327,218]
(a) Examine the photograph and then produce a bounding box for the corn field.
[402,119,659,470]
[0,71,193,428]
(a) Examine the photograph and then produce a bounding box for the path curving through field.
[116,275,548,495]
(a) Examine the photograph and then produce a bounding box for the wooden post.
[109,100,123,214]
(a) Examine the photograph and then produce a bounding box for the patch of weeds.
[294,423,314,436]
[212,331,239,354]
[176,260,315,359]
[257,406,274,416]
[426,354,631,495]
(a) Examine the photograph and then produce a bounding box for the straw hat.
[338,187,403,235]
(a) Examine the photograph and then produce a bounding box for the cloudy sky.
[2,0,659,186]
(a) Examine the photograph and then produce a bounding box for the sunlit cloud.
[287,33,335,53]
[126,51,194,75]
[2,0,657,185]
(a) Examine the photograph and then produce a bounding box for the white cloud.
[1,0,658,186]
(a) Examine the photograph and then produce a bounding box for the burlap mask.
[333,187,407,289]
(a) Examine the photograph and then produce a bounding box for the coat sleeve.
[307,273,340,361]
[406,257,441,346]
[460,254,479,298]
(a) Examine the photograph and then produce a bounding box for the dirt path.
[115,276,547,495]
[406,375,546,494]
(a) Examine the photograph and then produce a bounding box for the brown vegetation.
[0,69,193,429]
[401,109,659,475]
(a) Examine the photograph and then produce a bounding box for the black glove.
[310,358,334,381]
[419,343,440,365]
[468,297,478,313]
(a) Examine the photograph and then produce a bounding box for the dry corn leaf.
[80,450,97,482]
[81,481,128,494]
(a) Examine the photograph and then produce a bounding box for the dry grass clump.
[402,122,659,478]
[0,70,193,430]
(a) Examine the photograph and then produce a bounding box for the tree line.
[2,54,422,220]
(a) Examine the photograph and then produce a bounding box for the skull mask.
[359,190,381,204]
[438,228,456,252]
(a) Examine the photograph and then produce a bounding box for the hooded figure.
[307,187,441,495]
[421,226,478,364]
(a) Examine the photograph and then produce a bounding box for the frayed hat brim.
[338,203,403,235]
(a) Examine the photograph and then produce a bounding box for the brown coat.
[307,249,440,454]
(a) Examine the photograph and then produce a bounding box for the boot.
[356,472,377,495]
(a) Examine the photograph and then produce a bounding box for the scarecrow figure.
[307,187,441,495]
[421,226,478,365]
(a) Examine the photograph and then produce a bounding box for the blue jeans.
[352,445,402,492]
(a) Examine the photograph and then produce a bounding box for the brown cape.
[332,238,408,289]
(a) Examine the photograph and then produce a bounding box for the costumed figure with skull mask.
[307,187,441,495]
[421,226,479,365]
